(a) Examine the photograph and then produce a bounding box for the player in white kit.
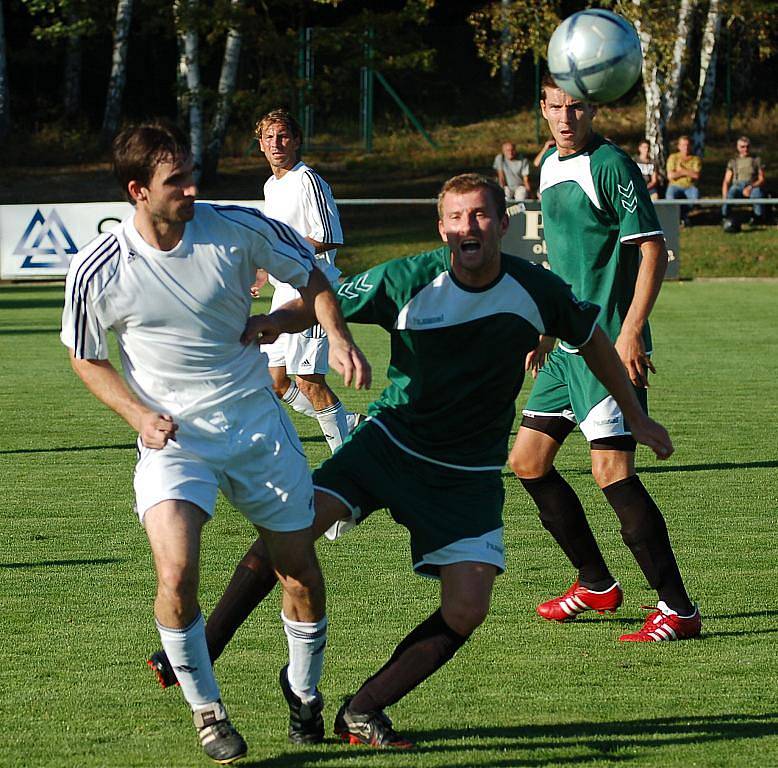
[60,120,370,764]
[254,109,356,453]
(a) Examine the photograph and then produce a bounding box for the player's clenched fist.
[139,412,178,449]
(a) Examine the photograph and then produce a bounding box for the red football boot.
[537,580,623,622]
[620,601,702,642]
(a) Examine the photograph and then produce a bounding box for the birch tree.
[691,0,722,156]
[101,0,134,142]
[620,0,696,177]
[203,0,244,181]
[0,0,9,140]
[175,0,203,179]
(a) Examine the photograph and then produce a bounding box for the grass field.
[2,280,778,767]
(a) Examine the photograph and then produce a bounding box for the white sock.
[157,612,221,709]
[282,380,317,418]
[316,401,349,453]
[281,612,327,704]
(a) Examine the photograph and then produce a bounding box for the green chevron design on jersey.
[539,133,663,352]
[336,246,599,468]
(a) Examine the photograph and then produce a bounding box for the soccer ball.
[547,9,642,103]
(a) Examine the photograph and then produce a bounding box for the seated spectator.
[722,135,766,222]
[494,141,531,201]
[666,135,701,225]
[634,139,661,200]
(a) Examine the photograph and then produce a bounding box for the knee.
[155,565,198,615]
[443,599,489,636]
[244,537,272,572]
[296,377,328,399]
[280,559,324,604]
[509,448,551,480]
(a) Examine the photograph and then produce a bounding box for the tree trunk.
[691,0,721,157]
[173,0,189,129]
[101,0,134,142]
[63,11,82,118]
[203,0,244,182]
[500,0,514,107]
[664,0,695,124]
[178,0,203,180]
[0,0,9,141]
[632,3,667,178]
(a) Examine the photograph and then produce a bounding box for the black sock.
[349,609,468,714]
[521,468,614,590]
[205,539,278,662]
[602,475,693,615]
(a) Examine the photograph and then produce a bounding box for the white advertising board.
[0,202,133,279]
[0,200,265,280]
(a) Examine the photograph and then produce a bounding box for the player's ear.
[127,179,146,204]
[437,219,448,244]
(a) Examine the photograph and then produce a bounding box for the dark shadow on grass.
[503,459,778,479]
[638,459,778,474]
[0,557,122,569]
[0,443,136,455]
[0,327,60,334]
[238,712,778,767]
[0,298,64,309]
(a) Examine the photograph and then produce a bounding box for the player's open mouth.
[461,239,481,253]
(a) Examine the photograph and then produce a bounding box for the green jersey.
[336,246,599,469]
[539,133,663,352]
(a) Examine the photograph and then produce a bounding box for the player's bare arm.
[242,267,372,390]
[68,352,177,448]
[525,334,556,378]
[305,236,342,254]
[579,326,673,460]
[615,236,667,388]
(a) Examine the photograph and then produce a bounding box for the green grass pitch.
[1,280,777,767]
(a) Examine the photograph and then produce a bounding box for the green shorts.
[312,419,506,578]
[523,349,648,443]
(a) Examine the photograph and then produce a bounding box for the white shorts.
[133,388,314,530]
[265,327,329,375]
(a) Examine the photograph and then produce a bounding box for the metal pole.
[534,54,541,144]
[360,27,374,152]
[303,27,314,146]
[726,25,732,137]
[374,70,438,149]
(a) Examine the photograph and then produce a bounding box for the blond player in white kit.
[60,120,370,764]
[253,109,359,454]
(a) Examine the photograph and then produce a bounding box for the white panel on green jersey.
[539,152,601,210]
[394,271,545,334]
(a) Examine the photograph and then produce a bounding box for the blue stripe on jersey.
[304,170,333,243]
[71,235,120,358]
[212,204,315,271]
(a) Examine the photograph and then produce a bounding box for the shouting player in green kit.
[509,74,702,642]
[149,172,677,748]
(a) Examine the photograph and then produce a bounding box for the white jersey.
[263,161,342,308]
[61,203,317,418]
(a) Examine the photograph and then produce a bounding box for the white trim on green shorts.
[370,417,504,472]
[414,527,505,579]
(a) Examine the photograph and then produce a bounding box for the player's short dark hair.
[112,120,191,204]
[540,71,558,102]
[437,173,506,220]
[255,109,303,142]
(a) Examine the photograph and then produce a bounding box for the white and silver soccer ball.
[547,9,642,103]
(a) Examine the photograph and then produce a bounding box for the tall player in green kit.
[509,74,702,642]
[146,174,676,747]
